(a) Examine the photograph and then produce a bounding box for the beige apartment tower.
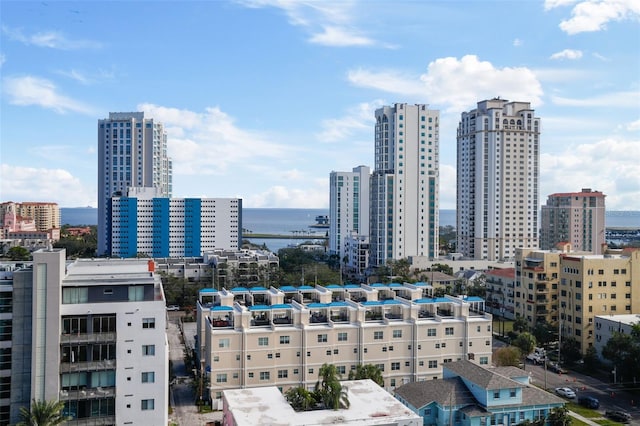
[540,188,606,254]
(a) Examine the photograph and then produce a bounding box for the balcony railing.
[66,416,116,426]
[61,332,116,344]
[60,359,116,373]
[60,386,115,400]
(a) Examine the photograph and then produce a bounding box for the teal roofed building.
[394,360,565,426]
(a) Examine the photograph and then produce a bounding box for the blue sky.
[1,0,639,210]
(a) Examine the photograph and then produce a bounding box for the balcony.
[60,386,115,400]
[61,332,116,344]
[60,359,116,373]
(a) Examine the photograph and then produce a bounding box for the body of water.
[61,207,639,253]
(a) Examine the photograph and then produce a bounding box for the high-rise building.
[110,187,241,258]
[370,104,440,267]
[0,202,60,232]
[329,165,370,261]
[98,112,172,256]
[540,188,606,254]
[457,99,540,261]
[3,249,169,425]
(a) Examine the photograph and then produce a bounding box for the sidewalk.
[568,411,601,426]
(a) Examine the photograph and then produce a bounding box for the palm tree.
[285,386,316,411]
[17,399,70,426]
[348,364,384,387]
[316,363,349,410]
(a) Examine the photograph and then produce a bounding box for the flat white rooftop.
[223,379,421,426]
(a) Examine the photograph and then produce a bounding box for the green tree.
[430,263,454,276]
[316,363,349,410]
[285,386,316,412]
[560,337,582,366]
[512,316,529,334]
[512,332,537,369]
[547,406,571,426]
[532,321,556,347]
[7,246,31,261]
[348,364,384,387]
[493,346,523,367]
[17,399,70,426]
[602,324,640,385]
[583,345,600,371]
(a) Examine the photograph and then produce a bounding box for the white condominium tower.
[370,104,440,267]
[329,165,370,260]
[97,112,172,256]
[456,99,540,261]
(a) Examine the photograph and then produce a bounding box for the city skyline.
[1,1,639,210]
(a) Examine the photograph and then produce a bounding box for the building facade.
[98,112,173,256]
[3,250,169,425]
[329,165,370,262]
[540,188,606,254]
[110,187,241,258]
[594,314,640,363]
[484,268,516,320]
[395,361,565,426]
[0,202,60,233]
[370,104,440,267]
[457,99,540,261]
[196,283,492,409]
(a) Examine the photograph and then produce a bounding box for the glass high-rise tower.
[97,112,172,256]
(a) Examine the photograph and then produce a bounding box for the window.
[338,332,348,342]
[480,357,489,365]
[258,337,269,346]
[142,318,155,329]
[216,374,227,383]
[248,372,254,378]
[141,372,155,383]
[260,372,270,380]
[427,328,436,337]
[142,345,155,356]
[219,338,230,348]
[445,327,454,336]
[494,391,500,399]
[318,334,328,343]
[337,366,346,375]
[62,287,88,304]
[510,389,516,398]
[419,361,424,366]
[428,360,438,368]
[391,362,400,370]
[280,336,290,344]
[278,370,288,378]
[374,331,384,340]
[141,399,154,410]
[393,329,402,338]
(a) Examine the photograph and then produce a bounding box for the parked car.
[555,387,576,398]
[547,362,568,374]
[166,305,180,311]
[605,410,632,423]
[578,396,600,409]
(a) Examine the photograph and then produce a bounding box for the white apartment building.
[6,249,169,425]
[110,187,241,258]
[540,188,606,254]
[370,104,440,266]
[98,112,172,256]
[457,99,540,261]
[196,283,492,409]
[342,232,369,282]
[329,165,370,262]
[594,314,640,363]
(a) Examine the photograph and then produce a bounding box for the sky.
[1,0,639,210]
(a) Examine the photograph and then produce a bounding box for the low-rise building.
[395,361,565,426]
[594,314,640,363]
[222,379,421,426]
[485,268,516,320]
[197,282,492,409]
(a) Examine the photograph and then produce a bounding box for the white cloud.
[347,68,425,97]
[544,0,580,10]
[540,137,639,210]
[315,100,383,142]
[236,0,381,47]
[513,38,523,47]
[550,49,583,60]
[551,90,640,107]
[1,26,102,49]
[245,181,329,208]
[138,103,291,177]
[627,119,640,131]
[0,164,97,207]
[552,0,640,34]
[3,75,97,114]
[309,25,373,47]
[592,52,610,61]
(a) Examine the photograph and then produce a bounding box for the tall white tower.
[97,112,172,256]
[369,104,440,267]
[329,165,370,260]
[456,99,540,261]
